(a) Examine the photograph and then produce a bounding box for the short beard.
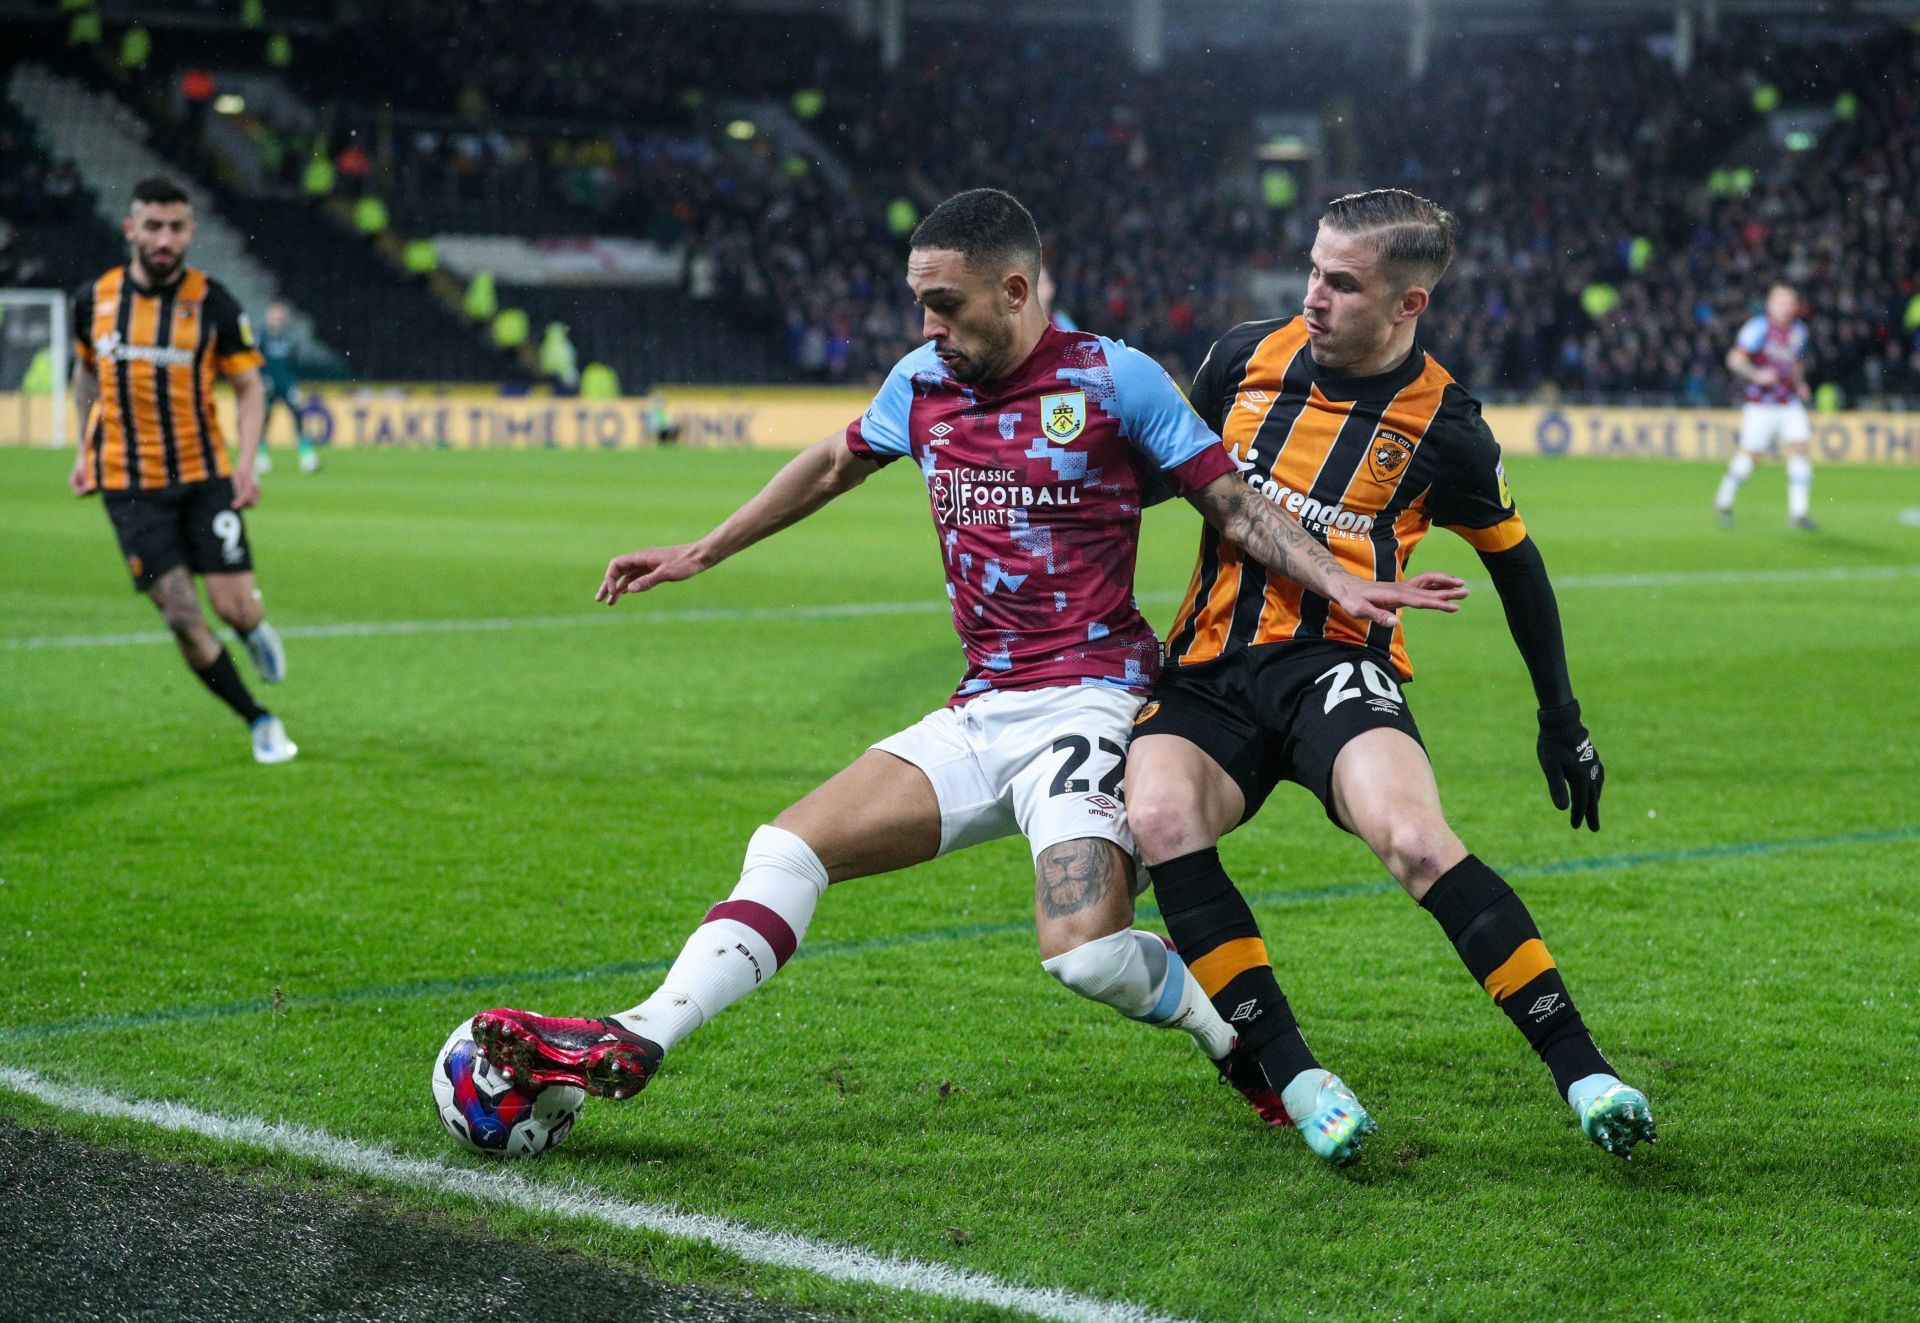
[137,252,182,283]
[947,324,1014,384]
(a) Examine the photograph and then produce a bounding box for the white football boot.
[250,714,298,764]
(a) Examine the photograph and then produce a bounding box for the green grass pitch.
[2,444,1916,1320]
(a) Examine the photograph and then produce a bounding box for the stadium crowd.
[1382,29,1920,402]
[0,122,83,289]
[625,20,1920,401]
[8,6,1919,402]
[358,0,852,128]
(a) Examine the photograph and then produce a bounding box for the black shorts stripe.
[112,280,141,490]
[1292,396,1390,640]
[153,284,182,487]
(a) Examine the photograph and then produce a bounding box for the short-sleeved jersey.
[1165,317,1525,681]
[72,265,265,493]
[847,325,1236,705]
[1733,315,1808,405]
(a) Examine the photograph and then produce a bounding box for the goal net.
[0,289,71,449]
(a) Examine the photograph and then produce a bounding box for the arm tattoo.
[1035,839,1124,919]
[1192,479,1349,598]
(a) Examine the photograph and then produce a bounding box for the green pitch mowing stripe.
[4,823,1910,1045]
[8,562,1916,651]
[0,1065,1191,1323]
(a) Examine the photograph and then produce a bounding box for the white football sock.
[1715,450,1754,511]
[614,825,829,1051]
[1787,455,1813,519]
[1043,929,1150,1010]
[1042,930,1236,1057]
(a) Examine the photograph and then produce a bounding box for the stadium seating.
[219,194,518,382]
[1358,30,1920,403]
[3,6,1915,403]
[499,284,801,388]
[5,63,339,368]
[0,107,120,291]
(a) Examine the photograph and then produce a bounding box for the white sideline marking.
[5,563,1917,652]
[0,1065,1190,1323]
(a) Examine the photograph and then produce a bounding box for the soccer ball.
[431,1016,584,1157]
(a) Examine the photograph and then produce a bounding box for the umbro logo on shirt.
[928,421,954,441]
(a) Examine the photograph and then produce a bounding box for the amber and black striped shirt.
[1165,317,1526,680]
[72,265,265,493]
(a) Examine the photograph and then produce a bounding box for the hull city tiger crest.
[1367,428,1414,483]
[1040,392,1086,444]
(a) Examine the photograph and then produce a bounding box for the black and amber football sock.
[1148,848,1320,1085]
[1419,854,1614,1097]
[193,647,267,725]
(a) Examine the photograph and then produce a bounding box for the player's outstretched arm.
[597,433,880,604]
[1184,473,1468,628]
[1477,535,1603,831]
[68,361,100,496]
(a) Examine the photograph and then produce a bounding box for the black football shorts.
[1132,639,1425,829]
[103,477,253,592]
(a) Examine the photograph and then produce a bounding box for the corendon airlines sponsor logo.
[1238,464,1376,537]
[93,330,195,369]
[1230,442,1376,538]
[929,466,1082,526]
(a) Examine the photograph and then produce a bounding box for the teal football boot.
[1569,1074,1657,1158]
[1285,1071,1378,1166]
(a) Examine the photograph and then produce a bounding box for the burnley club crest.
[1040,392,1086,444]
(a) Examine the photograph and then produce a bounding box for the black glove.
[1537,700,1603,831]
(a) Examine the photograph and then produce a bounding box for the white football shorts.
[1739,401,1811,453]
[871,685,1141,861]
